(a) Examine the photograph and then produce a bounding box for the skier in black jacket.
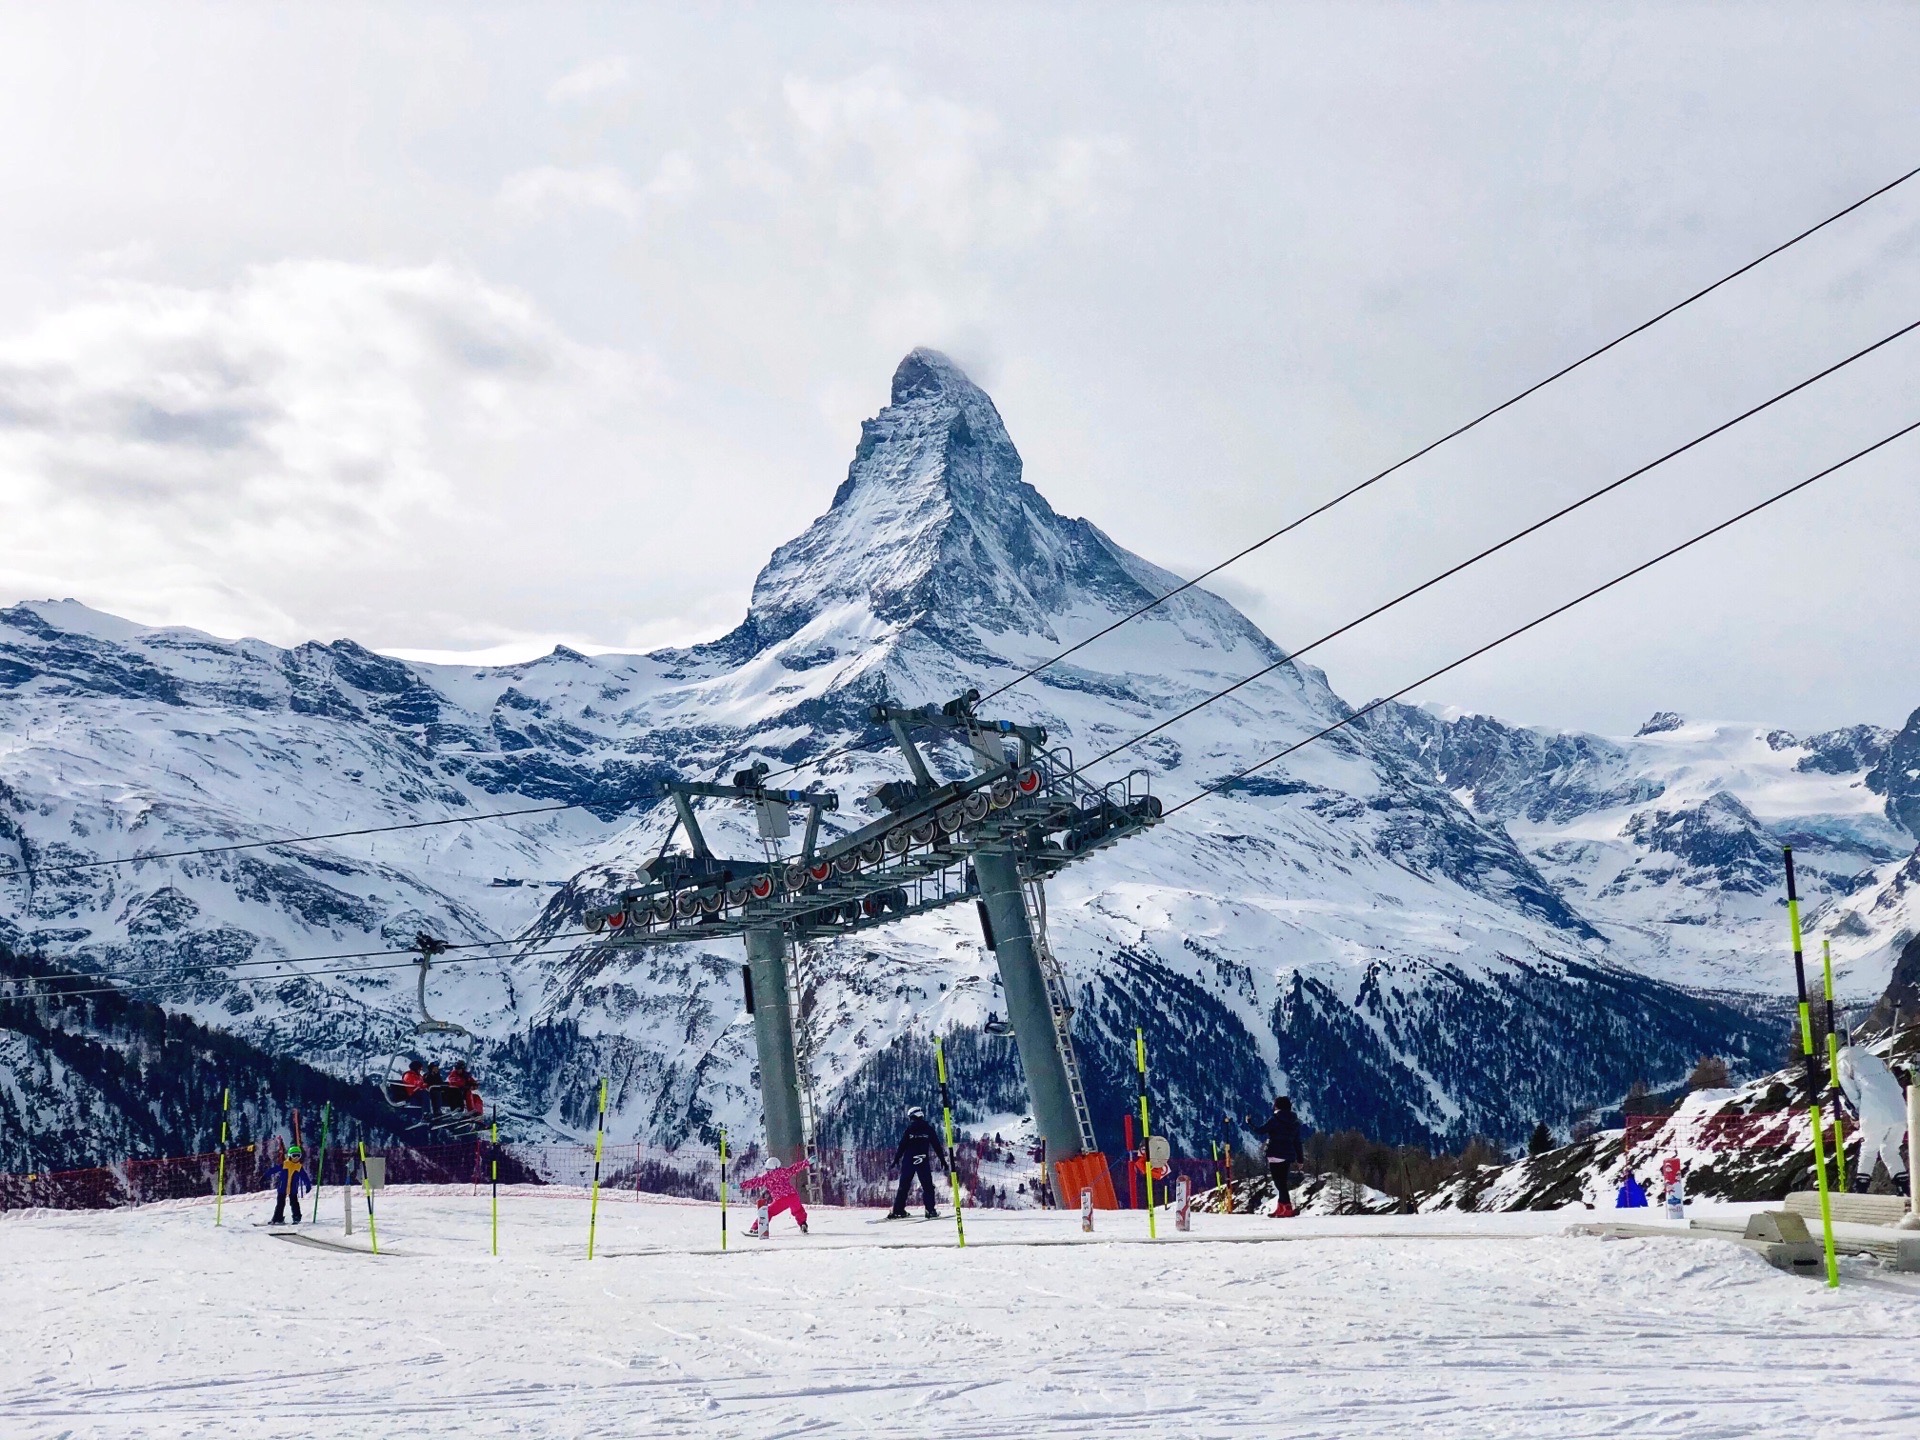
[1246,1097,1305,1218]
[887,1106,946,1218]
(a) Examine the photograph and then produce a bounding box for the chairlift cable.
[972,159,1920,706]
[0,937,604,1005]
[1079,316,1920,774]
[1153,417,1920,822]
[0,798,600,881]
[7,928,597,992]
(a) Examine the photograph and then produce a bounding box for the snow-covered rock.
[1359,704,1919,993]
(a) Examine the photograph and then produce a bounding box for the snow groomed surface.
[5,1188,1920,1437]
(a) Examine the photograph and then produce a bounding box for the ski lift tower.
[585,691,1162,1199]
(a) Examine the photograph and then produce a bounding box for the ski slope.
[5,1188,1919,1437]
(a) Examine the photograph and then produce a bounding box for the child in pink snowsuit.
[739,1157,810,1234]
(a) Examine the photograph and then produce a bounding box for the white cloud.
[775,69,1127,251]
[547,55,631,105]
[498,164,643,222]
[0,261,650,636]
[495,154,698,225]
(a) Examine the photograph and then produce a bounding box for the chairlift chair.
[369,932,489,1136]
[409,931,471,1040]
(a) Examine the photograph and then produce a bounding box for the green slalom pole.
[358,1140,380,1256]
[490,1118,499,1257]
[1823,939,1848,1191]
[1785,848,1838,1287]
[934,1038,967,1248]
[1135,1028,1157,1239]
[214,1088,229,1227]
[719,1126,729,1253]
[311,1102,331,1226]
[586,1077,608,1260]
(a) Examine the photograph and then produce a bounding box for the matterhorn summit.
[731,349,1280,685]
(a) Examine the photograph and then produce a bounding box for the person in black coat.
[888,1106,947,1218]
[1246,1097,1305,1217]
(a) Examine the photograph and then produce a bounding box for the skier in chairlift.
[887,1105,947,1219]
[1245,1096,1305,1218]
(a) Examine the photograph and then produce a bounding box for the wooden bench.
[1784,1191,1909,1227]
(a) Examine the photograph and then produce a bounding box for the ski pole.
[1135,1028,1157,1239]
[587,1077,608,1260]
[490,1117,499,1257]
[1785,848,1837,1287]
[1823,939,1848,1190]
[719,1126,728,1253]
[358,1139,380,1256]
[935,1037,967,1249]
[215,1088,229,1227]
[311,1102,331,1226]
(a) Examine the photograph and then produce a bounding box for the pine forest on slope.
[3,349,1915,1171]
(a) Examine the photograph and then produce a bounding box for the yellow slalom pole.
[1822,940,1848,1191]
[358,1140,380,1256]
[1135,1028,1157,1239]
[586,1077,608,1260]
[214,1088,229,1227]
[719,1126,729,1253]
[935,1038,967,1248]
[1784,848,1837,1287]
[490,1120,499,1258]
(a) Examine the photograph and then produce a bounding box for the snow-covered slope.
[2,349,1856,1165]
[1359,704,1920,994]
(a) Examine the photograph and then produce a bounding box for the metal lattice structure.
[581,721,1160,946]
[581,691,1162,1195]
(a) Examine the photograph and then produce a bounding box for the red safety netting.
[1624,1108,1807,1157]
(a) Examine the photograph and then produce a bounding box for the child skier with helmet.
[738,1156,810,1236]
[268,1137,313,1225]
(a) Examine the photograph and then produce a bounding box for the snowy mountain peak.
[888,346,986,407]
[725,348,1279,681]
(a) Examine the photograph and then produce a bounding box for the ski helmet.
[907,1106,926,1120]
[287,1144,303,1158]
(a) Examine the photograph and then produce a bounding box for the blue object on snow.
[1615,1174,1648,1208]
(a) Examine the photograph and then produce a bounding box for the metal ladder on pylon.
[785,934,822,1195]
[1021,877,1099,1155]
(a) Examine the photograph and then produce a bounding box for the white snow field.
[6,1189,1920,1438]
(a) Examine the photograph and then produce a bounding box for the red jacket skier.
[738,1157,810,1235]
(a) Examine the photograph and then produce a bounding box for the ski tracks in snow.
[4,1195,1920,1437]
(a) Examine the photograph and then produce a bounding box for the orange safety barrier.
[1054,1152,1119,1209]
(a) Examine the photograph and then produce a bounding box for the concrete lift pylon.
[584,691,1163,1200]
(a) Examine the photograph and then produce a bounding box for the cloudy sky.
[2,3,1917,735]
